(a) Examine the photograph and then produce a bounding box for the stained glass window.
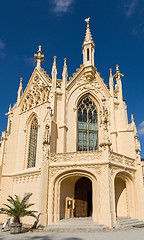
[27,117,38,168]
[78,96,98,151]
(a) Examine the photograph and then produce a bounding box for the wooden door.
[74,177,92,217]
[75,199,87,217]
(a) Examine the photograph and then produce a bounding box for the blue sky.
[0,0,144,157]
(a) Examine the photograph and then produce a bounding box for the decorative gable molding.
[21,70,51,113]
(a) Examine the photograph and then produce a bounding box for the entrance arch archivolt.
[48,169,99,224]
[114,171,135,220]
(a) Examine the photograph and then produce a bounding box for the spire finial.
[114,64,124,80]
[64,58,67,66]
[131,114,134,122]
[62,58,68,86]
[85,17,90,27]
[34,45,44,69]
[51,56,57,81]
[109,68,112,77]
[20,77,23,86]
[84,17,93,43]
[53,56,57,66]
[62,58,68,76]
[116,64,119,72]
[17,77,23,104]
[9,104,11,112]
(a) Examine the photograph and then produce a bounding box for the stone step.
[45,226,108,232]
[116,219,142,224]
[114,218,144,229]
[45,218,108,232]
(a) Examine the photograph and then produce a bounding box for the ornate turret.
[34,45,44,69]
[17,77,23,105]
[82,17,95,67]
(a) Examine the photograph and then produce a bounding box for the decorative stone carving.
[56,80,62,89]
[49,164,102,179]
[21,74,50,113]
[13,172,40,184]
[110,166,120,175]
[110,152,135,168]
[50,150,102,164]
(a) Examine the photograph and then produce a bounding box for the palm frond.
[0,193,37,223]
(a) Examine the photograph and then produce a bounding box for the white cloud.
[0,39,5,49]
[138,121,144,136]
[50,0,75,14]
[24,56,35,67]
[123,0,139,17]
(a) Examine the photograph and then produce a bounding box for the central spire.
[82,18,95,67]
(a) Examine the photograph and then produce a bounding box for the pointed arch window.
[27,117,38,168]
[78,96,98,151]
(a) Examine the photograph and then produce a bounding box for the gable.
[19,68,51,113]
[66,66,111,100]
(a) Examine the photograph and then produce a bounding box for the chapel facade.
[0,19,144,228]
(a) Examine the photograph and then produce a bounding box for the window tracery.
[78,96,98,151]
[27,117,38,168]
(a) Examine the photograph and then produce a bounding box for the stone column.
[39,124,50,226]
[134,154,144,220]
[98,146,113,228]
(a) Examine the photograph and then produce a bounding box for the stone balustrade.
[49,150,136,169]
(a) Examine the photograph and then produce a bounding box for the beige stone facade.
[0,19,144,228]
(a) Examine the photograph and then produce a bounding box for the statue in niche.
[100,97,111,148]
[43,124,50,159]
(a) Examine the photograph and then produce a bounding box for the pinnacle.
[109,68,112,77]
[34,45,44,68]
[20,77,23,86]
[131,114,134,122]
[53,56,57,66]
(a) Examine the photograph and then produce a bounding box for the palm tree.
[0,193,37,232]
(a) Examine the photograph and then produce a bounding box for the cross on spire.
[114,64,124,80]
[34,45,44,69]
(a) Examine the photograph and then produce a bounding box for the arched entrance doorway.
[74,177,92,217]
[115,177,128,217]
[60,176,93,219]
[114,172,135,220]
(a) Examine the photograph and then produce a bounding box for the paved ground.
[1,227,144,240]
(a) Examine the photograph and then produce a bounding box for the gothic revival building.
[0,19,144,228]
